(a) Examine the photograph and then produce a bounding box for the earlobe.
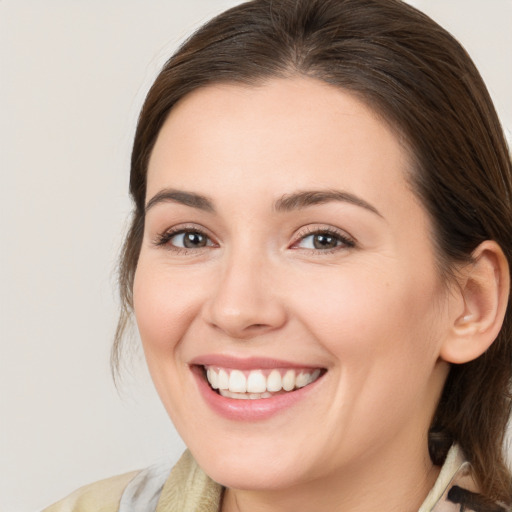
[440,240,510,364]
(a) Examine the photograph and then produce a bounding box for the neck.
[221,442,439,512]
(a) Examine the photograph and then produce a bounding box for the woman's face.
[134,78,454,491]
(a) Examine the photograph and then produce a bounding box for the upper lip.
[189,354,324,371]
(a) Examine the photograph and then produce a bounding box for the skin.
[133,77,464,512]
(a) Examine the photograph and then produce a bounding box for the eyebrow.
[145,187,382,218]
[274,190,383,217]
[145,189,215,213]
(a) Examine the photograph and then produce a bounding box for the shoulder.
[156,450,223,512]
[41,470,140,512]
[41,452,223,512]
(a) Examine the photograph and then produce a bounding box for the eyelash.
[153,225,356,254]
[291,226,356,254]
[153,225,215,254]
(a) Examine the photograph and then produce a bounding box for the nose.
[203,250,287,339]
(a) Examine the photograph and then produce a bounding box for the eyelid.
[290,225,356,251]
[152,223,218,251]
[151,223,355,254]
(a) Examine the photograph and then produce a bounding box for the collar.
[120,445,487,512]
[420,444,478,511]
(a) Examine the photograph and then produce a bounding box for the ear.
[440,240,510,364]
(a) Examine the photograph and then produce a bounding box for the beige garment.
[42,445,486,512]
[42,471,139,512]
[42,451,221,512]
[155,450,222,512]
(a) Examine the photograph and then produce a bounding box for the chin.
[204,459,303,491]
[189,442,309,491]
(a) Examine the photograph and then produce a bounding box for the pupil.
[313,234,337,249]
[184,232,206,248]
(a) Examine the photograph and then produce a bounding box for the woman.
[45,0,512,510]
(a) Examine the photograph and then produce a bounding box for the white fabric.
[118,459,173,512]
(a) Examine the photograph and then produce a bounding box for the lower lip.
[191,365,324,421]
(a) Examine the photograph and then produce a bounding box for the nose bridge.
[205,242,286,338]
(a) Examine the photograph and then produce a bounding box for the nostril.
[204,275,288,337]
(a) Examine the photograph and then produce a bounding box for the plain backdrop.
[1,1,511,511]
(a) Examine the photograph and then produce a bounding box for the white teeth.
[218,369,229,390]
[205,366,323,397]
[219,389,246,399]
[266,369,282,392]
[295,369,322,388]
[282,369,295,391]
[247,371,267,393]
[207,368,219,389]
[229,370,247,393]
[220,390,273,400]
[295,372,309,388]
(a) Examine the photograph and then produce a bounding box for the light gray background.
[1,1,511,511]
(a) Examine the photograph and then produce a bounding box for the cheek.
[133,261,201,356]
[291,264,444,367]
[132,260,208,424]
[295,267,446,435]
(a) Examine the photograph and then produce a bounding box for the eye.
[293,228,355,252]
[172,231,211,248]
[154,227,215,251]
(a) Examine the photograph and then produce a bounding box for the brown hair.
[114,0,512,503]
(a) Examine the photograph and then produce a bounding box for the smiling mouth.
[201,366,325,400]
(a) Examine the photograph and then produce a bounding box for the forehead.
[147,77,415,216]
